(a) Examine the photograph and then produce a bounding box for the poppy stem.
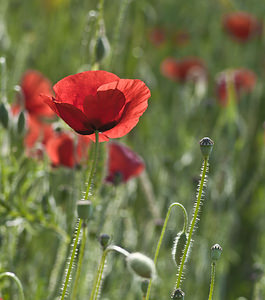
[175,157,209,289]
[208,262,216,300]
[90,245,130,300]
[145,202,188,300]
[0,272,25,300]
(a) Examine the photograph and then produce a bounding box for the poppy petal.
[53,71,120,111]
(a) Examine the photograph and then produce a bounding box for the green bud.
[99,233,110,250]
[141,279,149,296]
[95,35,110,63]
[0,103,9,128]
[77,200,92,220]
[171,288,185,299]
[211,244,222,262]
[127,252,155,279]
[199,137,214,159]
[172,231,188,266]
[17,111,25,134]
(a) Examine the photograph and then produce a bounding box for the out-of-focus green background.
[1,0,265,299]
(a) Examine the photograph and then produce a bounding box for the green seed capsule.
[171,288,185,299]
[172,231,188,266]
[199,137,214,159]
[211,244,222,261]
[141,279,149,296]
[0,103,9,129]
[99,234,110,250]
[77,200,92,220]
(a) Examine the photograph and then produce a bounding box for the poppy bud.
[171,288,185,299]
[199,137,214,159]
[95,35,110,63]
[77,200,92,220]
[0,103,9,128]
[17,110,25,134]
[99,233,110,250]
[127,252,155,279]
[172,231,188,266]
[211,244,222,262]
[141,279,149,296]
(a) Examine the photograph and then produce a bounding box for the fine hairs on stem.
[175,137,214,289]
[145,203,188,300]
[59,132,100,300]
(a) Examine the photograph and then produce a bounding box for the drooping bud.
[77,200,92,220]
[0,103,9,128]
[211,244,222,262]
[172,231,188,266]
[127,252,155,279]
[171,288,185,299]
[199,137,214,159]
[99,233,110,250]
[141,279,149,296]
[17,110,25,134]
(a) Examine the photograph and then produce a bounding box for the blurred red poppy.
[148,27,166,47]
[216,68,257,105]
[45,132,90,168]
[161,57,206,82]
[223,12,262,42]
[42,71,151,142]
[14,70,55,118]
[105,142,145,184]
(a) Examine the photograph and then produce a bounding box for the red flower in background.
[14,70,55,118]
[148,27,166,47]
[161,57,206,82]
[105,142,145,184]
[223,12,262,42]
[45,132,91,168]
[216,68,257,106]
[42,71,151,142]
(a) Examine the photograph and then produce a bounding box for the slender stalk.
[0,272,25,300]
[71,224,88,299]
[208,262,216,300]
[60,219,83,300]
[90,245,130,300]
[176,157,208,288]
[66,131,99,299]
[145,202,188,300]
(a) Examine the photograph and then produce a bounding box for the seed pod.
[141,279,149,296]
[172,231,188,266]
[0,103,9,128]
[211,244,222,262]
[127,252,155,279]
[77,200,92,220]
[17,110,25,134]
[199,137,214,159]
[171,288,185,299]
[99,233,110,250]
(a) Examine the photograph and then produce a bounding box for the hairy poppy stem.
[145,202,188,300]
[175,157,209,289]
[90,245,130,300]
[0,272,25,300]
[208,262,216,300]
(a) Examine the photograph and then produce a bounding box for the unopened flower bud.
[95,35,110,63]
[99,233,110,250]
[0,103,9,128]
[141,279,149,296]
[127,252,155,279]
[17,110,25,134]
[199,137,214,159]
[211,244,222,262]
[77,200,92,220]
[172,231,188,266]
[171,288,185,299]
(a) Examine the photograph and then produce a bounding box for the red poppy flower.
[105,142,145,184]
[42,71,151,142]
[161,57,206,82]
[15,70,55,118]
[216,68,257,106]
[223,12,262,42]
[45,132,90,168]
[148,27,166,47]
